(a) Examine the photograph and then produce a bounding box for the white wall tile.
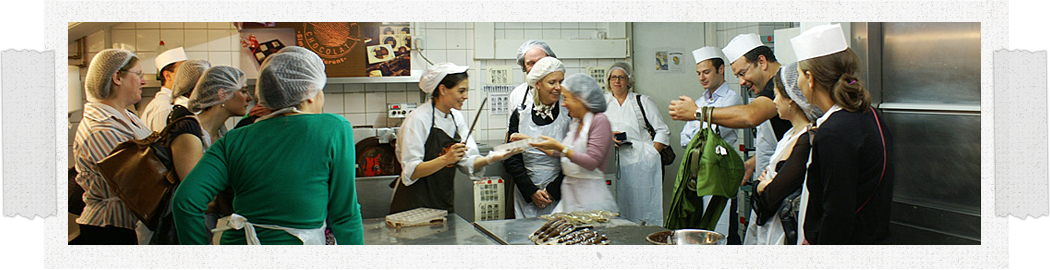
[185,22,208,29]
[136,22,160,29]
[366,83,386,92]
[428,29,447,50]
[208,22,231,29]
[446,22,466,29]
[208,51,232,66]
[386,83,407,91]
[494,22,505,28]
[323,83,343,93]
[365,113,388,127]
[524,29,542,39]
[446,29,466,49]
[184,29,209,51]
[137,29,160,52]
[505,29,524,39]
[542,29,560,39]
[494,29,505,39]
[111,29,137,51]
[504,22,523,29]
[87,30,106,53]
[344,113,367,126]
[579,22,597,28]
[525,22,541,29]
[447,50,467,66]
[138,52,157,74]
[324,93,345,113]
[186,51,208,61]
[230,51,240,68]
[345,92,366,113]
[112,22,135,29]
[346,83,365,92]
[365,92,387,113]
[159,29,184,49]
[560,29,579,39]
[207,30,233,52]
[386,91,408,103]
[160,22,183,29]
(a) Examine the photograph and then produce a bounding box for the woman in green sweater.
[172,46,363,245]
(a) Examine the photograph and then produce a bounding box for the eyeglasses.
[734,63,751,78]
[121,69,144,79]
[609,75,628,81]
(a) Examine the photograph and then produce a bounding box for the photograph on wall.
[654,50,669,71]
[364,23,412,77]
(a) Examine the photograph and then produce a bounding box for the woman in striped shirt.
[71,49,151,244]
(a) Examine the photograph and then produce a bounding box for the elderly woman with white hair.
[172,47,363,245]
[602,61,670,226]
[523,74,619,213]
[743,62,820,245]
[71,49,150,244]
[504,56,570,218]
[390,63,518,214]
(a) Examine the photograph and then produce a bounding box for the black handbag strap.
[635,94,657,138]
[157,115,199,144]
[855,107,887,214]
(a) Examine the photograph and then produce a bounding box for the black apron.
[389,106,461,214]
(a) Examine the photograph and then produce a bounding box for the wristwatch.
[695,106,706,120]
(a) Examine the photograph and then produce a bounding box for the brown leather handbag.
[96,116,195,230]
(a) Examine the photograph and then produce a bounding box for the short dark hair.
[707,57,725,71]
[159,62,177,85]
[432,72,469,99]
[743,46,777,64]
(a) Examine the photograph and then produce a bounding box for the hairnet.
[418,62,469,94]
[605,61,633,92]
[563,73,607,113]
[255,46,327,109]
[84,49,136,103]
[515,40,557,72]
[188,66,247,112]
[780,62,823,121]
[526,57,565,88]
[170,59,211,100]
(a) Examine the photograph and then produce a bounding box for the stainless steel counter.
[472,218,669,245]
[362,213,498,245]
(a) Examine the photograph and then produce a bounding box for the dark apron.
[389,106,461,214]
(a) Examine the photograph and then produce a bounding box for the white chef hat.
[722,33,763,62]
[189,66,247,112]
[170,59,211,100]
[692,46,726,65]
[526,57,565,88]
[256,46,327,109]
[791,24,849,62]
[84,49,137,103]
[418,62,469,94]
[155,47,187,70]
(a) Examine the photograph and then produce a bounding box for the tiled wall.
[67,22,632,167]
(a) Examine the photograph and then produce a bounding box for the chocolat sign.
[239,22,410,78]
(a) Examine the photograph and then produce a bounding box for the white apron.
[605,93,663,226]
[797,105,843,244]
[512,101,570,218]
[212,213,327,245]
[552,112,619,214]
[744,126,805,245]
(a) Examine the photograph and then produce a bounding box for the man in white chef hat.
[141,47,187,132]
[680,47,743,149]
[669,34,792,244]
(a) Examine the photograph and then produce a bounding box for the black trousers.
[69,224,136,245]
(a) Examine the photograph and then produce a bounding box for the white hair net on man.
[84,49,137,103]
[255,46,327,110]
[563,73,607,113]
[418,62,469,94]
[526,57,565,88]
[606,61,634,92]
[515,40,557,72]
[170,59,211,100]
[188,66,247,112]
[780,62,823,121]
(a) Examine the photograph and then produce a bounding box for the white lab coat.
[604,92,668,226]
[141,86,174,132]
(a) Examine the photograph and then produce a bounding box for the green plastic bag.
[665,106,745,230]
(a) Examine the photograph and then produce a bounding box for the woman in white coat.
[602,62,670,226]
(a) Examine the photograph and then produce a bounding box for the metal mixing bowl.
[672,229,726,245]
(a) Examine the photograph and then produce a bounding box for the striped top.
[73,102,152,229]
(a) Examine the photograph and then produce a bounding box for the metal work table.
[362,213,498,245]
[472,218,670,245]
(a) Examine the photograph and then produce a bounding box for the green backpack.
[665,106,745,230]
